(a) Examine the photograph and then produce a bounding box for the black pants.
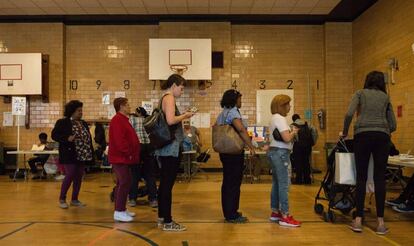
[129,144,158,201]
[292,146,311,184]
[28,155,50,174]
[354,132,390,217]
[219,153,244,220]
[157,155,180,223]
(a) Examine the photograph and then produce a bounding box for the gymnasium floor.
[0,172,412,246]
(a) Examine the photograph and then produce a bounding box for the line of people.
[49,71,405,234]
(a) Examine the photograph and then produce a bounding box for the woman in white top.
[267,94,300,227]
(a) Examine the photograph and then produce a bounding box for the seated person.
[182,120,202,152]
[386,173,414,213]
[28,132,54,179]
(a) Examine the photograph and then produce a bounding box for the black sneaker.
[392,203,414,213]
[225,216,248,224]
[385,197,405,206]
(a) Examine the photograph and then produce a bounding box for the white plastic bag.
[335,152,356,185]
[44,163,57,174]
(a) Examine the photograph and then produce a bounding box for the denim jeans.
[267,147,291,214]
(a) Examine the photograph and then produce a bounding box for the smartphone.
[188,106,198,113]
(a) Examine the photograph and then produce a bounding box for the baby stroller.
[314,139,357,222]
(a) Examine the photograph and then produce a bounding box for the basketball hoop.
[170,65,188,76]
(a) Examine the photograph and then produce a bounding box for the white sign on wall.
[12,96,26,115]
[3,112,13,126]
[102,92,110,105]
[256,89,294,126]
[141,101,153,115]
[115,91,126,99]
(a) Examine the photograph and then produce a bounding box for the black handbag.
[143,94,175,149]
[272,127,283,141]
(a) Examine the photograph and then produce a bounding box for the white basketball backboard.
[149,39,211,80]
[0,53,42,95]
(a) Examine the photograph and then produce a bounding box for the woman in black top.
[52,100,94,209]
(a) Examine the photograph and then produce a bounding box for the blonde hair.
[270,94,291,116]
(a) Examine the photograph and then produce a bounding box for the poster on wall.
[200,113,211,128]
[3,112,13,126]
[115,91,126,99]
[190,113,211,128]
[141,101,153,115]
[102,92,110,105]
[12,96,26,115]
[107,105,116,119]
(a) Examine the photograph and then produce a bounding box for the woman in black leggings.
[341,71,396,235]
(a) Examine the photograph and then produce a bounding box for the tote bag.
[212,124,245,154]
[212,111,245,154]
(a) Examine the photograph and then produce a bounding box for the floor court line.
[0,222,34,240]
[87,227,117,246]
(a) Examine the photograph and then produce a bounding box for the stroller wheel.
[314,204,324,214]
[323,211,336,222]
[328,210,336,223]
[322,211,329,222]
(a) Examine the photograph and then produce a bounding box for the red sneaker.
[269,211,282,222]
[279,215,301,227]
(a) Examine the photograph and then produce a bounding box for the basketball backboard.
[149,39,211,80]
[0,53,42,95]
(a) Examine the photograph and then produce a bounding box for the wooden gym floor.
[0,172,412,246]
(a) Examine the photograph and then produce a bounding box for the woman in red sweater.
[109,97,141,222]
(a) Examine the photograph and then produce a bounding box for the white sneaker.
[157,218,164,228]
[55,175,65,181]
[126,210,136,217]
[114,211,133,222]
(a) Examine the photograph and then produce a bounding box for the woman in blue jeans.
[267,94,300,227]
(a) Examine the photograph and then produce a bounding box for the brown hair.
[160,74,186,90]
[270,94,291,116]
[113,97,128,112]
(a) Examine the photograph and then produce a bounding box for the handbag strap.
[158,93,171,110]
[338,138,350,153]
[223,108,242,126]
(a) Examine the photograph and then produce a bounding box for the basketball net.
[170,65,188,76]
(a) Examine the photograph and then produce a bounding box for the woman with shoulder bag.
[52,100,94,209]
[267,94,300,227]
[216,89,256,223]
[342,71,396,235]
[155,74,194,232]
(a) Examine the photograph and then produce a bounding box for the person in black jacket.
[52,100,94,209]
